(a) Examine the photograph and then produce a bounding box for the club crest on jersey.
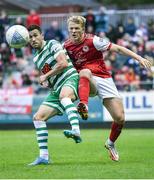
[83,45,89,52]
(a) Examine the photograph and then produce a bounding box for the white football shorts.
[92,76,121,101]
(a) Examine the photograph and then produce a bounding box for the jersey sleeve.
[93,35,111,51]
[49,40,65,59]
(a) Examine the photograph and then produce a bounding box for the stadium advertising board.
[0,95,103,123]
[0,87,33,114]
[104,91,154,121]
[0,90,154,123]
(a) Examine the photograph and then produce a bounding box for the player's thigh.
[92,77,121,100]
[103,97,125,123]
[34,104,58,121]
[89,77,97,97]
[60,86,76,100]
[34,91,65,121]
[79,69,97,96]
[79,69,92,80]
[60,76,78,101]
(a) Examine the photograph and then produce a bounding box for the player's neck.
[38,40,46,51]
[72,33,85,44]
[41,40,46,49]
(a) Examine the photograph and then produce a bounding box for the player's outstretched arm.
[110,44,152,69]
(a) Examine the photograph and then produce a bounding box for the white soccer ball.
[6,25,29,49]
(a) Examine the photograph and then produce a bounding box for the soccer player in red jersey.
[64,16,152,161]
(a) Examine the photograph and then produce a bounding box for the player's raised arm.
[110,43,152,69]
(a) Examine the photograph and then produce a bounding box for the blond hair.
[67,16,86,29]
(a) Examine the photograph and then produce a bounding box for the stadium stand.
[0,8,153,92]
[1,0,101,13]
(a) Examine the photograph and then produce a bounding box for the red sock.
[109,122,123,143]
[78,77,90,105]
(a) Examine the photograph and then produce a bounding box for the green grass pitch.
[0,129,154,179]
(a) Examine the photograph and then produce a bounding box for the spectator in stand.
[106,24,117,43]
[114,66,129,91]
[0,10,10,43]
[143,70,153,90]
[85,7,96,33]
[114,23,125,43]
[148,19,154,41]
[124,17,136,37]
[26,9,41,28]
[134,23,148,42]
[95,6,109,34]
[144,43,154,63]
[22,73,32,86]
[44,21,64,42]
[0,42,11,72]
[140,67,153,90]
[15,17,24,26]
[106,51,122,78]
[125,67,139,83]
[124,56,140,75]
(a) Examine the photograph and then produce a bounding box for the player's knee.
[59,95,76,102]
[79,69,92,80]
[114,112,125,125]
[59,87,76,101]
[33,113,46,121]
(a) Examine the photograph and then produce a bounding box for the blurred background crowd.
[0,5,154,93]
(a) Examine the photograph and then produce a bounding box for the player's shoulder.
[93,35,110,45]
[83,34,95,46]
[47,39,59,45]
[64,39,72,47]
[47,40,62,50]
[85,33,95,40]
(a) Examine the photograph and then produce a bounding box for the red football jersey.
[64,34,112,78]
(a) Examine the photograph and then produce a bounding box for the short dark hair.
[28,24,42,33]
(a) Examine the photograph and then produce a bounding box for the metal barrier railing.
[9,9,154,31]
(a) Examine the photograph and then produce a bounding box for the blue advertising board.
[0,95,104,124]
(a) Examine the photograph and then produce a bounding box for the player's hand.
[39,75,47,84]
[39,75,49,87]
[41,80,49,88]
[138,57,153,69]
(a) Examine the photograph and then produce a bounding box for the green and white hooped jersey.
[33,40,78,92]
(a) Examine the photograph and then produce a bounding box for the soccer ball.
[6,25,29,48]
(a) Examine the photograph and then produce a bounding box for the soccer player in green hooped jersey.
[28,25,81,166]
